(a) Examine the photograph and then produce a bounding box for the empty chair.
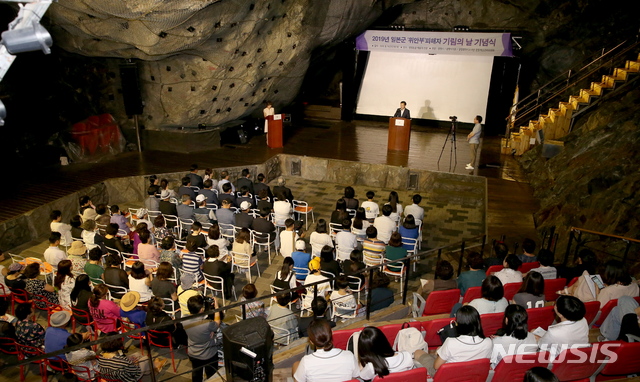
[549,346,605,382]
[433,358,490,382]
[543,278,567,302]
[526,306,556,331]
[293,200,315,230]
[422,289,461,316]
[462,286,482,304]
[492,352,551,382]
[583,300,601,327]
[231,251,260,283]
[251,230,276,265]
[596,342,640,381]
[504,282,522,301]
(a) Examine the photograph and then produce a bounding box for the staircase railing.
[506,36,640,135]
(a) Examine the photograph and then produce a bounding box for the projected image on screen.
[356,51,494,124]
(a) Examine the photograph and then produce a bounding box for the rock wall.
[520,83,640,265]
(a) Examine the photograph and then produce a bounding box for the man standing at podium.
[393,101,410,119]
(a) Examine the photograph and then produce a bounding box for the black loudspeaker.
[119,63,144,116]
[223,317,273,382]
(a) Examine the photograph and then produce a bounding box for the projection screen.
[356,51,494,124]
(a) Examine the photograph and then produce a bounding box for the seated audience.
[103,223,131,254]
[189,164,204,188]
[267,292,299,341]
[110,205,132,234]
[518,238,537,264]
[485,241,509,267]
[537,295,589,358]
[128,261,153,303]
[237,186,254,209]
[177,273,202,318]
[398,214,419,241]
[158,190,178,223]
[251,207,276,242]
[298,296,334,338]
[145,184,160,213]
[218,170,235,194]
[151,262,178,303]
[425,305,492,376]
[529,249,557,279]
[235,200,254,228]
[254,173,273,200]
[70,215,84,240]
[131,222,149,254]
[239,283,267,318]
[385,232,408,272]
[81,219,106,252]
[493,254,523,285]
[357,326,420,380]
[256,188,273,211]
[188,222,208,249]
[291,240,311,281]
[330,275,361,318]
[199,179,220,207]
[342,186,359,210]
[273,191,292,225]
[319,245,342,279]
[292,319,359,382]
[159,236,183,279]
[468,276,508,315]
[216,199,236,227]
[206,223,230,256]
[418,260,459,300]
[385,191,403,223]
[361,191,379,221]
[273,176,294,204]
[203,246,234,299]
[280,218,299,258]
[4,262,26,290]
[98,331,160,381]
[70,275,93,324]
[65,333,99,380]
[232,227,254,260]
[84,247,104,282]
[137,229,160,265]
[151,215,172,244]
[560,248,597,281]
[370,271,394,312]
[335,219,358,257]
[145,296,188,346]
[302,258,332,311]
[24,262,59,308]
[373,205,396,244]
[457,252,486,296]
[330,198,350,225]
[525,367,560,382]
[182,238,204,281]
[44,232,67,270]
[55,260,76,310]
[15,303,45,347]
[404,194,425,222]
[218,182,237,207]
[94,204,111,228]
[44,310,74,360]
[512,271,546,309]
[179,176,198,202]
[102,254,128,288]
[309,219,334,257]
[0,300,16,324]
[79,196,97,221]
[50,210,73,247]
[88,284,121,333]
[363,226,386,260]
[342,249,366,283]
[274,257,298,292]
[490,304,538,368]
[120,291,146,327]
[600,295,640,341]
[597,259,639,305]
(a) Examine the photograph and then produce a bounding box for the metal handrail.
[507,37,640,133]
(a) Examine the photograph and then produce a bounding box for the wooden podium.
[388,117,411,151]
[266,114,284,148]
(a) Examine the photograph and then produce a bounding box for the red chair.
[480,312,504,337]
[17,343,47,382]
[433,358,491,382]
[45,358,69,378]
[520,261,541,273]
[121,318,145,355]
[584,301,601,327]
[486,265,503,276]
[568,277,579,287]
[10,289,32,314]
[461,286,482,304]
[32,294,63,326]
[0,283,10,298]
[593,299,617,328]
[493,352,551,381]
[71,307,96,337]
[527,306,556,331]
[504,282,522,300]
[69,364,98,382]
[332,327,362,350]
[421,318,454,350]
[0,337,24,381]
[372,367,428,381]
[596,342,640,381]
[543,278,567,302]
[549,346,605,382]
[423,289,460,316]
[147,329,178,373]
[377,322,422,346]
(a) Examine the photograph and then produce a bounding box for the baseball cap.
[196,194,207,203]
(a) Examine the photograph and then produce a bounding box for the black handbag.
[437,320,458,343]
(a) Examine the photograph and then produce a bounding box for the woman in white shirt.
[357,326,418,380]
[493,254,523,286]
[468,275,509,315]
[429,305,493,376]
[273,191,292,225]
[309,219,334,257]
[206,224,230,256]
[490,304,538,368]
[597,260,639,305]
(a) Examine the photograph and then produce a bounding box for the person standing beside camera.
[183,294,222,382]
[466,115,483,170]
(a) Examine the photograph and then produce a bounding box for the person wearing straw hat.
[67,240,88,276]
[45,310,89,360]
[119,291,146,327]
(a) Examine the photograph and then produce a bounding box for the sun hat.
[50,311,71,327]
[240,201,251,210]
[67,241,87,256]
[160,190,171,199]
[120,291,141,312]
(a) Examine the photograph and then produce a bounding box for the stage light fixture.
[1,20,52,54]
[0,99,6,126]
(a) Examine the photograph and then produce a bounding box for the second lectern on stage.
[388,117,411,151]
[266,114,284,148]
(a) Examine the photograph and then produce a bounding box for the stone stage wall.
[0,154,486,251]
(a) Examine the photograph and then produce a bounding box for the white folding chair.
[104,283,128,300]
[147,210,161,222]
[251,230,276,265]
[161,297,180,319]
[415,219,423,249]
[121,252,137,270]
[363,251,384,267]
[203,274,236,306]
[383,258,406,294]
[269,285,297,310]
[329,223,342,242]
[347,275,364,304]
[178,218,194,239]
[174,239,186,251]
[331,295,358,321]
[128,208,143,226]
[335,245,352,262]
[219,223,235,242]
[402,237,419,272]
[271,325,294,346]
[231,251,260,283]
[164,214,179,234]
[346,208,356,218]
[293,200,315,230]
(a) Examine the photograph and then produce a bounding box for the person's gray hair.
[277,176,285,186]
[181,194,191,203]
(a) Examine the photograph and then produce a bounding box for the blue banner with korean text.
[356,30,512,57]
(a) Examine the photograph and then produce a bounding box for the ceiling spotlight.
[1,21,52,54]
[0,100,6,126]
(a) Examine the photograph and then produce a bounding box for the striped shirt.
[99,354,142,382]
[363,239,385,257]
[182,251,203,280]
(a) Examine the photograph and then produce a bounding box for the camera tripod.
[437,118,458,172]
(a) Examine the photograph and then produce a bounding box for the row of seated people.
[293,295,636,382]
